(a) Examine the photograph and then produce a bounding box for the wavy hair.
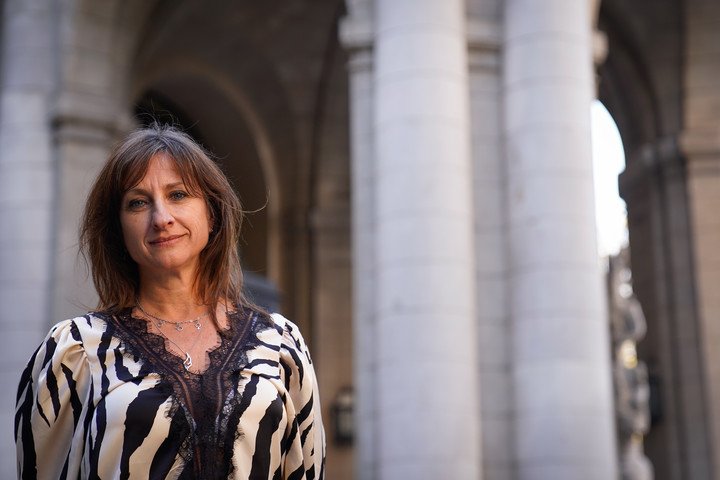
[79,123,254,321]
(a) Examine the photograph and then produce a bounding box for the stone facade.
[0,1,717,479]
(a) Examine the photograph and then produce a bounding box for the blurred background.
[0,0,718,479]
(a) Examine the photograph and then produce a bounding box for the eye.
[126,198,147,210]
[170,190,189,201]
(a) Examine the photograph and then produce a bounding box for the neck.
[137,271,206,319]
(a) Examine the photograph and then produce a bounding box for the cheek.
[195,218,211,245]
[191,203,213,240]
[120,214,145,252]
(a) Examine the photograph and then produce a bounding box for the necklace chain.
[135,300,210,372]
[135,300,208,332]
[153,323,203,371]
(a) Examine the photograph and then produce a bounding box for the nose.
[151,200,174,229]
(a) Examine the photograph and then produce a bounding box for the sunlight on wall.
[591,100,628,259]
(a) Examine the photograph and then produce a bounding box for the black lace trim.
[94,306,275,479]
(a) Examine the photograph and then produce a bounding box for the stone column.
[467,7,512,479]
[374,0,480,478]
[503,0,617,478]
[0,0,55,475]
[683,1,720,477]
[49,0,139,321]
[340,2,377,478]
[50,111,120,321]
[685,143,720,479]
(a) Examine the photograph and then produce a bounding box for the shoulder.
[268,312,295,336]
[268,313,310,354]
[20,316,94,385]
[36,312,113,361]
[44,313,106,351]
[48,313,111,343]
[43,317,86,349]
[266,313,318,383]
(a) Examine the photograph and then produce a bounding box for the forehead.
[125,153,186,191]
[121,150,203,196]
[141,153,182,179]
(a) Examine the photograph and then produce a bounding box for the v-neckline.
[127,310,232,376]
[96,307,270,477]
[109,307,245,377]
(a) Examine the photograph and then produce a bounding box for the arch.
[597,1,661,158]
[597,1,712,478]
[131,56,284,282]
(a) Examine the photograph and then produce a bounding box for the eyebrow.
[124,182,186,196]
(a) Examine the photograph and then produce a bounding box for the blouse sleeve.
[15,319,92,480]
[274,313,326,480]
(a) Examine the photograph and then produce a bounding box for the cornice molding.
[680,129,720,158]
[680,129,720,175]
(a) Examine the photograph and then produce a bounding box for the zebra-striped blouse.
[15,308,325,479]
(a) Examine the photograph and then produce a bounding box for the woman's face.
[120,153,212,280]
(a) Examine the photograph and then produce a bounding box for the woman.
[15,125,325,479]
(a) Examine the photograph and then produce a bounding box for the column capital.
[339,2,374,54]
[467,17,501,52]
[51,90,129,145]
[620,135,684,198]
[467,18,501,72]
[628,135,680,167]
[339,9,374,73]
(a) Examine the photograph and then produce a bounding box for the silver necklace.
[135,300,207,331]
[153,323,202,372]
[134,300,209,372]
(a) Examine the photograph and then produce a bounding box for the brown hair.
[79,123,254,320]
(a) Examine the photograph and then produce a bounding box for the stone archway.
[131,59,281,293]
[598,1,712,478]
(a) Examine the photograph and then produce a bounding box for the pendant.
[183,352,193,371]
[194,320,202,330]
[175,323,184,332]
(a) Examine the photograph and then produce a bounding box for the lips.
[148,234,184,246]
